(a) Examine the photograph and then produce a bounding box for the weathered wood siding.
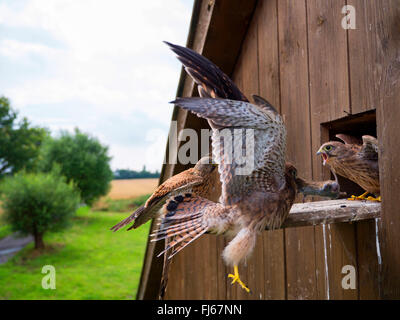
[140,0,400,300]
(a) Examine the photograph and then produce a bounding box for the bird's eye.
[324,145,332,151]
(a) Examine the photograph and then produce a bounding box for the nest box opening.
[321,109,377,198]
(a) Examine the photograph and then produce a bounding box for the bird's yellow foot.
[228,265,250,293]
[366,196,381,202]
[348,191,369,201]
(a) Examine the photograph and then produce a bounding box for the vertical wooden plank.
[164,251,186,299]
[347,0,391,114]
[371,0,400,299]
[347,0,400,299]
[187,237,213,299]
[204,238,219,300]
[262,230,286,299]
[278,0,317,300]
[306,0,358,300]
[258,0,286,300]
[216,236,227,299]
[356,220,381,299]
[346,0,390,299]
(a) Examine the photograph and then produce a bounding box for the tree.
[0,169,80,249]
[0,96,48,178]
[39,128,113,205]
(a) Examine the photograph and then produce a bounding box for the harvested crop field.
[108,179,159,199]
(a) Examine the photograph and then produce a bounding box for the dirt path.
[0,233,33,264]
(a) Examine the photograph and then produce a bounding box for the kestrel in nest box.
[317,134,380,201]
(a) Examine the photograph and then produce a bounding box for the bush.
[0,170,80,249]
[39,129,113,205]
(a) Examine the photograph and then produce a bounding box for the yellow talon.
[228,265,250,293]
[348,191,369,201]
[366,196,381,202]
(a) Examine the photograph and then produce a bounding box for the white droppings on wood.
[322,224,330,300]
[375,217,382,298]
[375,218,382,266]
[327,224,332,251]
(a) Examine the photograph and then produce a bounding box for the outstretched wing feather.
[172,98,286,204]
[164,41,248,102]
[110,172,203,231]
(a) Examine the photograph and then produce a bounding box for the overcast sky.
[0,0,194,171]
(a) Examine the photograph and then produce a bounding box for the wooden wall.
[148,0,400,300]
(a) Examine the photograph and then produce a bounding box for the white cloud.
[0,38,60,59]
[0,0,193,171]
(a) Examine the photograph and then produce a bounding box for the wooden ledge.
[279,199,381,229]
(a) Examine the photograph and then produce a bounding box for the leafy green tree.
[0,96,48,177]
[0,169,80,249]
[39,128,113,205]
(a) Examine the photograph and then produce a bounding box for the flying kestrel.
[153,42,343,293]
[317,134,380,201]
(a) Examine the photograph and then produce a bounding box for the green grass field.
[0,224,12,240]
[0,206,150,300]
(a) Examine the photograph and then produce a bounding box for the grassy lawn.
[0,224,12,240]
[0,205,150,300]
[0,206,12,240]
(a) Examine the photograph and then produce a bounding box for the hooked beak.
[316,147,328,166]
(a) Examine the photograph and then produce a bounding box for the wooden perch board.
[278,199,381,229]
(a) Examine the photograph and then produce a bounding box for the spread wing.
[360,135,378,160]
[110,169,203,231]
[164,41,248,101]
[171,97,286,205]
[251,95,279,114]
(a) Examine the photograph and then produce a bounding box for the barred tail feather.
[151,193,228,260]
[152,221,204,242]
[156,227,208,259]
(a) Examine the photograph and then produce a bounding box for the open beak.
[316,148,328,166]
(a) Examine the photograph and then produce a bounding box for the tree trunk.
[33,231,45,249]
